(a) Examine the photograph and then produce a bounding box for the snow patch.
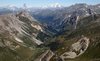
[50,3,62,8]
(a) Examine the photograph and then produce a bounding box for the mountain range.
[0,3,100,61]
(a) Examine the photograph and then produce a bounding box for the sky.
[0,0,100,7]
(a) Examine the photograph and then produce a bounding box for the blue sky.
[0,0,100,7]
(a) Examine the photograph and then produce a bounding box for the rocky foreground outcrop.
[60,36,90,60]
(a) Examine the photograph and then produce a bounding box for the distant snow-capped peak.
[41,3,63,9]
[50,3,62,8]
